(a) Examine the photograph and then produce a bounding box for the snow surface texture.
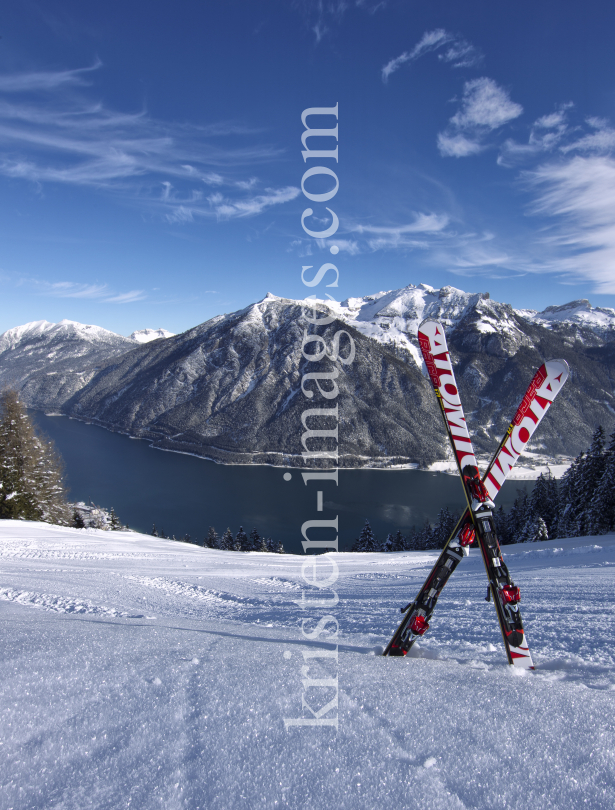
[1,521,615,809]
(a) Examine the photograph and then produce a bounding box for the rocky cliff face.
[1,286,614,467]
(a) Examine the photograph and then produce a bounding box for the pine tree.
[414,519,433,551]
[259,535,270,553]
[432,507,457,549]
[381,533,394,552]
[404,527,420,551]
[528,473,558,536]
[587,430,615,535]
[557,452,585,538]
[220,527,234,551]
[576,427,607,534]
[204,526,219,548]
[109,507,122,531]
[522,514,549,542]
[151,524,159,537]
[73,509,86,529]
[248,527,261,552]
[506,490,529,543]
[0,390,71,525]
[235,526,249,551]
[351,519,376,552]
[493,505,509,544]
[392,529,406,552]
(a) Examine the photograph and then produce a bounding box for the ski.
[384,321,568,665]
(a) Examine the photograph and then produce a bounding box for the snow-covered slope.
[333,283,529,364]
[1,520,614,810]
[130,327,175,343]
[0,318,128,352]
[0,319,135,411]
[517,299,615,340]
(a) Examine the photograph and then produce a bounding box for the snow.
[130,328,176,343]
[1,521,614,809]
[517,299,615,339]
[0,319,127,351]
[429,460,572,479]
[314,283,523,366]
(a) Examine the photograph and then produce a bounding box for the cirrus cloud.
[382,29,482,82]
[0,62,292,224]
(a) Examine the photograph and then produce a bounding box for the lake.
[32,412,531,554]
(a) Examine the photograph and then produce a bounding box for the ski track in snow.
[250,576,301,590]
[1,521,615,810]
[0,587,146,618]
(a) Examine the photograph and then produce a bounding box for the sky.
[1,0,614,336]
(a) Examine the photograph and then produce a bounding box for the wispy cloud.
[46,281,110,299]
[102,290,147,304]
[438,77,523,157]
[427,148,615,292]
[353,213,450,236]
[498,103,574,165]
[525,155,615,293]
[294,0,389,43]
[0,62,291,222]
[560,117,615,155]
[316,238,361,255]
[290,212,452,255]
[498,105,615,167]
[0,61,101,92]
[163,185,301,223]
[382,29,482,82]
[13,277,147,304]
[438,244,523,277]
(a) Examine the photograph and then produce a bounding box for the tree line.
[0,390,73,525]
[352,426,615,551]
[153,524,284,553]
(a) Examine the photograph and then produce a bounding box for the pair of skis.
[383,319,569,667]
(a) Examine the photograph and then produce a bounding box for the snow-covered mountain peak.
[0,320,55,350]
[516,299,615,339]
[0,319,126,351]
[130,328,175,343]
[334,283,501,365]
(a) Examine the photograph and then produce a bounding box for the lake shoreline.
[42,411,572,480]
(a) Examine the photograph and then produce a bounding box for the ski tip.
[418,317,444,332]
[545,358,570,382]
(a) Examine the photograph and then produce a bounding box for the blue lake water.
[32,412,531,554]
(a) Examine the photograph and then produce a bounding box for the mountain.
[130,328,176,343]
[1,286,614,467]
[0,320,136,411]
[334,284,528,364]
[65,297,445,467]
[517,299,615,341]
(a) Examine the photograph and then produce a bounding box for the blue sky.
[1,0,614,336]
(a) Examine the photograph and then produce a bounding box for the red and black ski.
[384,320,568,666]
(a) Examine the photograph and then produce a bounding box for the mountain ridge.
[1,284,614,467]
